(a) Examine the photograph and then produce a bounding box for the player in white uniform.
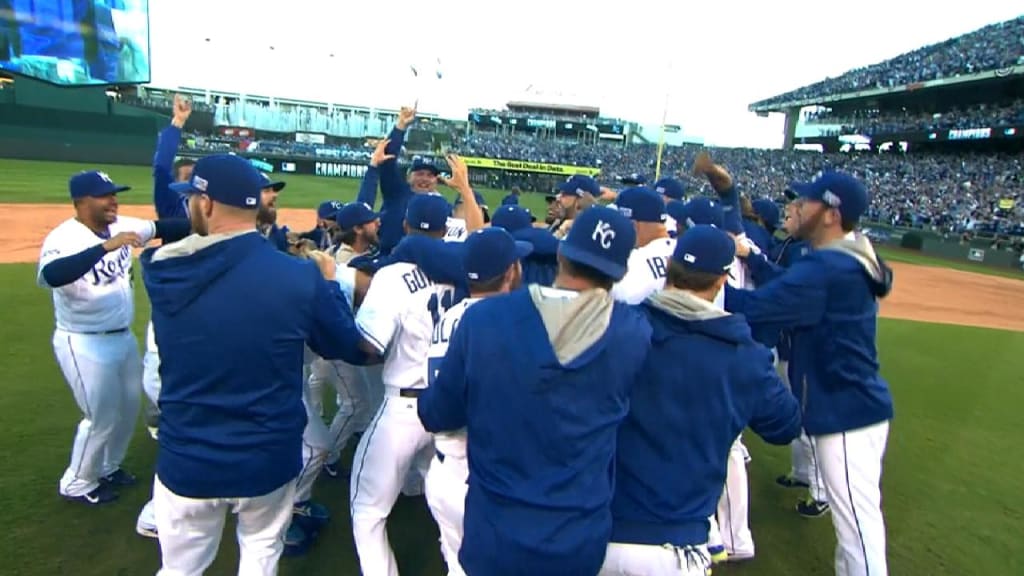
[445,191,488,242]
[38,171,181,504]
[421,228,531,576]
[609,186,676,304]
[349,194,461,576]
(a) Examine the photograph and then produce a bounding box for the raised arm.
[153,95,192,219]
[39,232,142,288]
[442,154,484,233]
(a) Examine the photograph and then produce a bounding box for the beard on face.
[794,205,826,242]
[257,202,277,227]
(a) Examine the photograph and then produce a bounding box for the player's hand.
[171,94,192,128]
[370,139,396,167]
[692,151,714,177]
[102,232,143,252]
[733,234,751,258]
[309,251,337,281]
[441,154,471,192]
[397,106,417,130]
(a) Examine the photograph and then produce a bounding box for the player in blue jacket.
[725,170,894,576]
[419,206,652,576]
[139,154,369,575]
[491,204,559,286]
[602,225,800,575]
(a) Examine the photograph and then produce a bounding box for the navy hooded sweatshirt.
[418,285,651,576]
[512,227,559,287]
[725,234,895,436]
[140,230,368,498]
[610,290,801,547]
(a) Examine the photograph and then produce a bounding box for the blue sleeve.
[154,219,191,243]
[725,257,827,329]
[746,347,802,445]
[717,185,744,236]
[377,129,414,254]
[306,269,371,366]
[41,244,107,288]
[153,125,187,219]
[390,236,468,289]
[418,317,469,433]
[744,251,787,286]
[356,166,380,207]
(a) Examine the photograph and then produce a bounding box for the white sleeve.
[115,216,157,244]
[36,230,67,288]
[610,270,647,305]
[334,264,356,311]
[355,267,405,354]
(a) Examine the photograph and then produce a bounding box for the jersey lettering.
[645,256,667,280]
[446,225,465,239]
[401,268,432,294]
[89,245,131,286]
[430,312,460,346]
[427,288,456,329]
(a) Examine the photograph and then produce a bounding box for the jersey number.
[427,289,456,329]
[646,256,667,280]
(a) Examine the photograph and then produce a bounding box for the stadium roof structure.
[748,15,1024,113]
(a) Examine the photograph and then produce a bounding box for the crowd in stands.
[752,16,1024,107]
[804,99,1024,136]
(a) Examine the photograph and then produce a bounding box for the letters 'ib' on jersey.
[356,262,457,390]
[611,238,677,305]
[37,216,156,333]
[426,297,481,459]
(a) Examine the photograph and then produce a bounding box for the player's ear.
[403,221,410,235]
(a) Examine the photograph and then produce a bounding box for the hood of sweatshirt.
[141,230,262,317]
[645,289,755,345]
[820,233,893,298]
[527,284,614,365]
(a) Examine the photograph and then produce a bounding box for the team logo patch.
[591,220,616,249]
[822,190,842,207]
[192,175,208,192]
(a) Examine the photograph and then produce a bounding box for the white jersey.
[665,215,678,236]
[444,217,468,243]
[611,237,677,305]
[426,297,481,459]
[714,235,757,309]
[38,216,155,333]
[356,262,457,390]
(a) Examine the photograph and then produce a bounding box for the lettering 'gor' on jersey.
[611,238,677,305]
[355,262,457,390]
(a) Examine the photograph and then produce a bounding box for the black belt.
[399,388,423,399]
[78,328,129,335]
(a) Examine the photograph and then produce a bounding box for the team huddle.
[37,98,896,576]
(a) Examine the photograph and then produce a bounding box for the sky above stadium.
[148,1,1023,149]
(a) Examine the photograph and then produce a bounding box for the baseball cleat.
[282,522,312,557]
[323,461,347,478]
[725,551,755,563]
[796,498,830,518]
[292,500,330,532]
[101,469,138,487]
[708,545,728,564]
[147,426,159,440]
[136,522,158,539]
[775,474,810,489]
[61,484,119,506]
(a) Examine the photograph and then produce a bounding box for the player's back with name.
[612,238,676,305]
[37,216,156,332]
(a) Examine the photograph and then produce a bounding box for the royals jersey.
[611,237,677,305]
[714,235,758,309]
[356,262,458,390]
[444,217,468,243]
[665,214,678,237]
[37,216,156,333]
[426,297,481,459]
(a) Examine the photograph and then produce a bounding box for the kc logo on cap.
[592,220,616,249]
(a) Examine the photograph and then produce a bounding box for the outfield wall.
[865,222,1023,271]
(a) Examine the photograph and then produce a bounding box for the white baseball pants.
[424,453,469,576]
[153,475,296,576]
[295,379,331,504]
[306,356,368,467]
[53,329,141,497]
[716,436,754,558]
[142,321,161,430]
[779,360,826,501]
[349,389,435,576]
[812,421,890,576]
[599,542,711,576]
[358,365,385,433]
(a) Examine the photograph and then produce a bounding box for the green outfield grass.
[2,157,1023,574]
[875,246,1024,279]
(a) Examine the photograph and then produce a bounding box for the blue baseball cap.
[615,187,666,223]
[169,154,264,209]
[410,157,440,175]
[788,170,868,224]
[491,205,536,232]
[453,191,489,209]
[259,172,286,192]
[559,206,636,281]
[557,175,601,197]
[672,225,735,275]
[667,197,725,229]
[751,198,781,230]
[69,171,130,199]
[336,202,379,230]
[619,173,647,186]
[463,227,533,283]
[501,194,519,206]
[317,200,344,220]
[405,193,450,232]
[654,177,686,200]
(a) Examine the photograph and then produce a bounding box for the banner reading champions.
[460,156,601,177]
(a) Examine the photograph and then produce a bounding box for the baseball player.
[349,193,464,576]
[447,190,489,242]
[256,172,290,252]
[299,200,343,252]
[609,186,675,304]
[601,225,801,576]
[652,177,686,237]
[491,204,559,286]
[418,206,652,576]
[38,170,188,505]
[726,170,895,576]
[141,154,368,576]
[421,227,531,575]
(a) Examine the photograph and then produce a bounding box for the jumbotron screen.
[0,0,151,86]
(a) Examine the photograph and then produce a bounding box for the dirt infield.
[5,203,1024,332]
